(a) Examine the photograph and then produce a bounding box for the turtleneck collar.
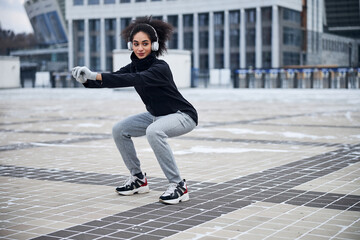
[131,52,157,72]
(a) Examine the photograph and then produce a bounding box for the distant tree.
[0,27,37,55]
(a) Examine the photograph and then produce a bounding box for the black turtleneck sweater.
[83,52,198,125]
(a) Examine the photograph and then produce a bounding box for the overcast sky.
[0,0,33,34]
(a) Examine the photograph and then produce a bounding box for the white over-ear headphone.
[127,24,159,51]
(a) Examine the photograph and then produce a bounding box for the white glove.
[72,66,98,83]
[71,66,86,83]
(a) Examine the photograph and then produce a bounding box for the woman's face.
[132,31,152,59]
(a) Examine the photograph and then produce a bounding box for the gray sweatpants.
[112,111,196,183]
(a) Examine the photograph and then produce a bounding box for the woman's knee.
[112,121,127,138]
[146,126,166,143]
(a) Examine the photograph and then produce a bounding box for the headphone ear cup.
[152,41,159,51]
[127,41,133,51]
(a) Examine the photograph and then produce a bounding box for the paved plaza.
[0,88,359,240]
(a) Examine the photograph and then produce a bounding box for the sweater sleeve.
[100,61,171,88]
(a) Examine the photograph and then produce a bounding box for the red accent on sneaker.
[141,178,148,187]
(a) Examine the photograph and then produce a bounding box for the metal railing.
[233,68,360,89]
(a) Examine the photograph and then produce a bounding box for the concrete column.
[224,10,230,69]
[84,18,90,67]
[240,9,246,68]
[193,13,199,69]
[209,12,214,69]
[256,7,262,68]
[178,14,184,50]
[68,19,73,69]
[116,18,121,49]
[272,5,280,68]
[100,18,106,71]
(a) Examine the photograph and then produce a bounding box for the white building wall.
[321,33,359,67]
[0,56,21,89]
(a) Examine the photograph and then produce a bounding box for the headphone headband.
[127,23,159,51]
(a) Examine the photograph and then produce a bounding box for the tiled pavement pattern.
[0,89,359,240]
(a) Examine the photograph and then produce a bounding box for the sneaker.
[116,173,149,196]
[159,179,189,205]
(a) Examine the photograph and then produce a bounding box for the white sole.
[159,192,190,205]
[116,185,150,196]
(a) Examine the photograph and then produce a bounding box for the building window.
[168,15,178,27]
[230,29,239,48]
[230,53,239,70]
[89,19,100,32]
[262,27,271,46]
[283,8,301,23]
[73,0,83,5]
[214,12,224,49]
[184,32,193,50]
[229,10,240,70]
[199,13,209,27]
[90,57,100,71]
[183,14,193,50]
[167,15,178,49]
[283,52,300,65]
[121,18,132,49]
[73,20,84,66]
[214,30,224,48]
[199,14,209,70]
[246,52,255,68]
[105,18,116,31]
[106,35,115,52]
[199,12,209,69]
[246,8,256,67]
[89,19,100,71]
[90,36,100,52]
[229,10,240,25]
[104,0,115,4]
[262,52,271,68]
[283,27,301,46]
[88,0,99,5]
[214,12,224,25]
[77,36,84,52]
[120,0,130,3]
[199,31,209,49]
[135,0,146,2]
[215,53,224,69]
[246,28,255,47]
[105,19,116,71]
[152,16,163,21]
[261,7,272,22]
[183,14,193,27]
[246,9,256,23]
[200,54,209,69]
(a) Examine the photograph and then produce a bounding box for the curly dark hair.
[122,16,173,57]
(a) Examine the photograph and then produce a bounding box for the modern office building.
[12,0,68,73]
[66,0,307,72]
[24,0,68,45]
[65,0,359,73]
[323,0,360,39]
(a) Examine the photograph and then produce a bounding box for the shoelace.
[124,175,138,186]
[163,183,178,196]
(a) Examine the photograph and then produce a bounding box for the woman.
[72,17,198,205]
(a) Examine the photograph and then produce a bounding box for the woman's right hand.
[71,66,87,83]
